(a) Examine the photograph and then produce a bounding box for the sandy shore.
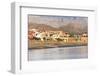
[28,39,87,49]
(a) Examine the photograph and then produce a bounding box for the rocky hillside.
[60,22,88,34]
[28,22,88,34]
[28,23,61,31]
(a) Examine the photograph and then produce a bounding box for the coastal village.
[28,15,88,49]
[28,28,88,49]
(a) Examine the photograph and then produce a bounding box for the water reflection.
[28,46,88,61]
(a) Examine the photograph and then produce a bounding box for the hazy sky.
[28,15,88,28]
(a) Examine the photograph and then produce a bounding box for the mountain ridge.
[28,23,88,34]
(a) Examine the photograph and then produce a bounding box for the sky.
[28,15,88,28]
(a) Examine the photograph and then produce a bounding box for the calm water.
[28,46,88,61]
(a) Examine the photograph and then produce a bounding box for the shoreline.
[28,44,87,50]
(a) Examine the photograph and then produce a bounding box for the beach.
[28,38,88,49]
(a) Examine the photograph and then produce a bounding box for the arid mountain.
[60,22,88,34]
[28,23,88,34]
[28,23,61,31]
